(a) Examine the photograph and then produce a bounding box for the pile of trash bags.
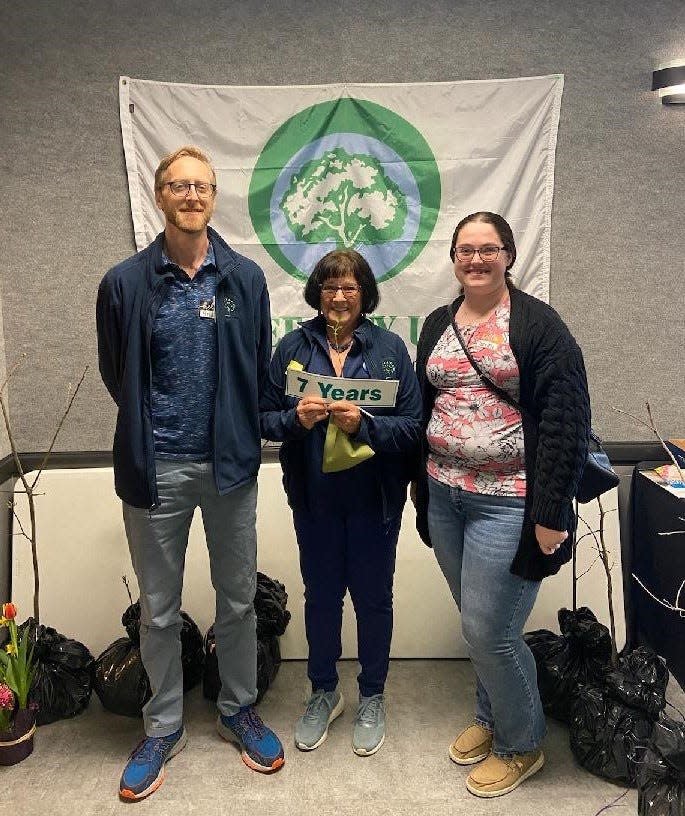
[524,606,614,724]
[203,572,291,704]
[526,606,672,788]
[637,715,685,815]
[93,572,290,716]
[19,619,94,725]
[93,602,204,717]
[570,646,669,785]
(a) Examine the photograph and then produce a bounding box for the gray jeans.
[123,460,258,737]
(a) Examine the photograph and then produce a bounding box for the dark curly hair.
[303,249,380,314]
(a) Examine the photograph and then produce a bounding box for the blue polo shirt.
[151,246,217,460]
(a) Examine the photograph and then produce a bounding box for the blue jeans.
[427,476,546,755]
[293,508,401,697]
[123,461,258,736]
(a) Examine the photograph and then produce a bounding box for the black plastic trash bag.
[255,572,291,639]
[93,602,204,718]
[524,606,613,724]
[202,572,290,704]
[202,627,281,704]
[608,648,670,719]
[570,647,669,785]
[19,618,94,726]
[637,715,685,815]
[202,625,221,702]
[93,636,149,718]
[257,635,281,702]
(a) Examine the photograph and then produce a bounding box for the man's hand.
[328,400,362,436]
[535,524,568,556]
[296,396,329,430]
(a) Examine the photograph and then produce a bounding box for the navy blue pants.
[293,509,401,697]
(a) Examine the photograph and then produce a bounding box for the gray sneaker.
[352,694,385,756]
[294,689,345,751]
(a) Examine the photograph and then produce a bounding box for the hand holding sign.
[296,395,329,430]
[328,400,361,435]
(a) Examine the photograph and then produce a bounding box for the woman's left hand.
[535,524,568,556]
[328,400,362,435]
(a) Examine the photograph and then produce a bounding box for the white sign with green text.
[286,370,398,408]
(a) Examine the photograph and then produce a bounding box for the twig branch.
[576,554,602,580]
[611,402,685,484]
[0,357,87,623]
[31,365,89,490]
[11,506,30,541]
[596,495,619,666]
[633,574,685,617]
[122,576,134,607]
[0,353,27,396]
[576,516,604,557]
[0,376,38,619]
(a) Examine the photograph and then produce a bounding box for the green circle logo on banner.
[249,98,441,282]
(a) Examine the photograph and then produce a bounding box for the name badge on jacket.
[199,297,215,320]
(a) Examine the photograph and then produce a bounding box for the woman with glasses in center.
[260,248,421,757]
[414,211,590,797]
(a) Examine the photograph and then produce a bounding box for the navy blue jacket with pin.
[96,227,271,509]
[259,316,422,523]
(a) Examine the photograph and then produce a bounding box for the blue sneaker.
[119,727,187,800]
[217,706,285,773]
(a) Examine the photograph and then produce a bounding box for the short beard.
[169,208,212,234]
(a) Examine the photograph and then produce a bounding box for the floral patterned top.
[426,298,526,496]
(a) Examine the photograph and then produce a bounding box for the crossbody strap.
[449,303,602,450]
[448,301,522,413]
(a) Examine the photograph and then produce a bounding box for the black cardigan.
[415,286,591,581]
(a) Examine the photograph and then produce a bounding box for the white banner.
[119,76,563,352]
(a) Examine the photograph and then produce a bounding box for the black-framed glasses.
[454,245,505,262]
[320,284,361,297]
[162,180,217,198]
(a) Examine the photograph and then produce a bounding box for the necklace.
[328,338,353,353]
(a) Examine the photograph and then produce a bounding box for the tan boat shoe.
[465,749,544,797]
[448,722,493,765]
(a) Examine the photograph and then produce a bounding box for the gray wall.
[1,0,683,452]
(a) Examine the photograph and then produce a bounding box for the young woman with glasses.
[414,211,591,797]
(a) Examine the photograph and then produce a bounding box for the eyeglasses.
[320,284,361,297]
[454,245,505,262]
[162,180,217,198]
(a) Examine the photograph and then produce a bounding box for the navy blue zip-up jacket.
[96,227,271,509]
[259,316,422,522]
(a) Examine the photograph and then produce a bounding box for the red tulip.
[0,684,13,710]
[1,603,17,620]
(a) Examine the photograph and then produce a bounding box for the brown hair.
[154,145,216,189]
[449,211,517,273]
[303,249,380,314]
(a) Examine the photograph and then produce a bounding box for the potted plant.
[0,603,37,765]
[0,359,94,726]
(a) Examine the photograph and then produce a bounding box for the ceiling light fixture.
[652,60,685,104]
